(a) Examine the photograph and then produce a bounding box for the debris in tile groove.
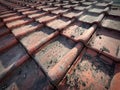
[116,45,120,56]
[100,46,110,53]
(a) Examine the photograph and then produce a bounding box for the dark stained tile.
[0,43,27,78]
[0,59,53,90]
[0,34,17,53]
[33,35,76,72]
[0,0,119,89]
[58,48,115,90]
[0,26,10,37]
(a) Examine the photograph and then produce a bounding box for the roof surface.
[0,0,120,90]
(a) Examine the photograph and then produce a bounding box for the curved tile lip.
[78,12,105,24]
[0,58,54,90]
[110,63,120,90]
[12,23,43,38]
[3,15,26,23]
[0,54,29,83]
[0,34,18,53]
[6,18,34,29]
[35,13,58,24]
[57,48,115,90]
[21,30,59,54]
[48,42,83,84]
[61,22,97,44]
[0,0,119,89]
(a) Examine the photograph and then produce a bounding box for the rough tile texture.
[0,0,119,89]
[58,49,114,90]
[88,27,120,60]
[34,35,75,72]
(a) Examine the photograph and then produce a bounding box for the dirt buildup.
[100,46,110,53]
[75,23,90,35]
[65,52,114,89]
[66,69,82,89]
[35,35,75,71]
[75,27,85,35]
[44,57,58,69]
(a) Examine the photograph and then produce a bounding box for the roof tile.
[58,48,115,90]
[0,34,17,53]
[101,15,120,31]
[61,21,97,43]
[87,27,120,61]
[0,0,120,89]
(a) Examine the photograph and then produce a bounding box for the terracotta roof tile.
[109,5,120,17]
[110,63,120,90]
[58,48,115,90]
[63,21,96,40]
[51,8,69,14]
[101,15,120,31]
[12,22,43,38]
[36,13,57,23]
[3,14,26,23]
[33,35,79,74]
[28,11,47,18]
[0,59,53,90]
[0,12,18,18]
[0,26,10,37]
[0,0,120,89]
[6,17,34,29]
[78,12,104,24]
[20,26,58,54]
[0,34,18,52]
[47,16,73,30]
[87,27,120,61]
[63,10,83,19]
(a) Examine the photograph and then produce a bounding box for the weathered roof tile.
[0,0,120,89]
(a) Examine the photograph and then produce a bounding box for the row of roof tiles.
[0,0,120,90]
